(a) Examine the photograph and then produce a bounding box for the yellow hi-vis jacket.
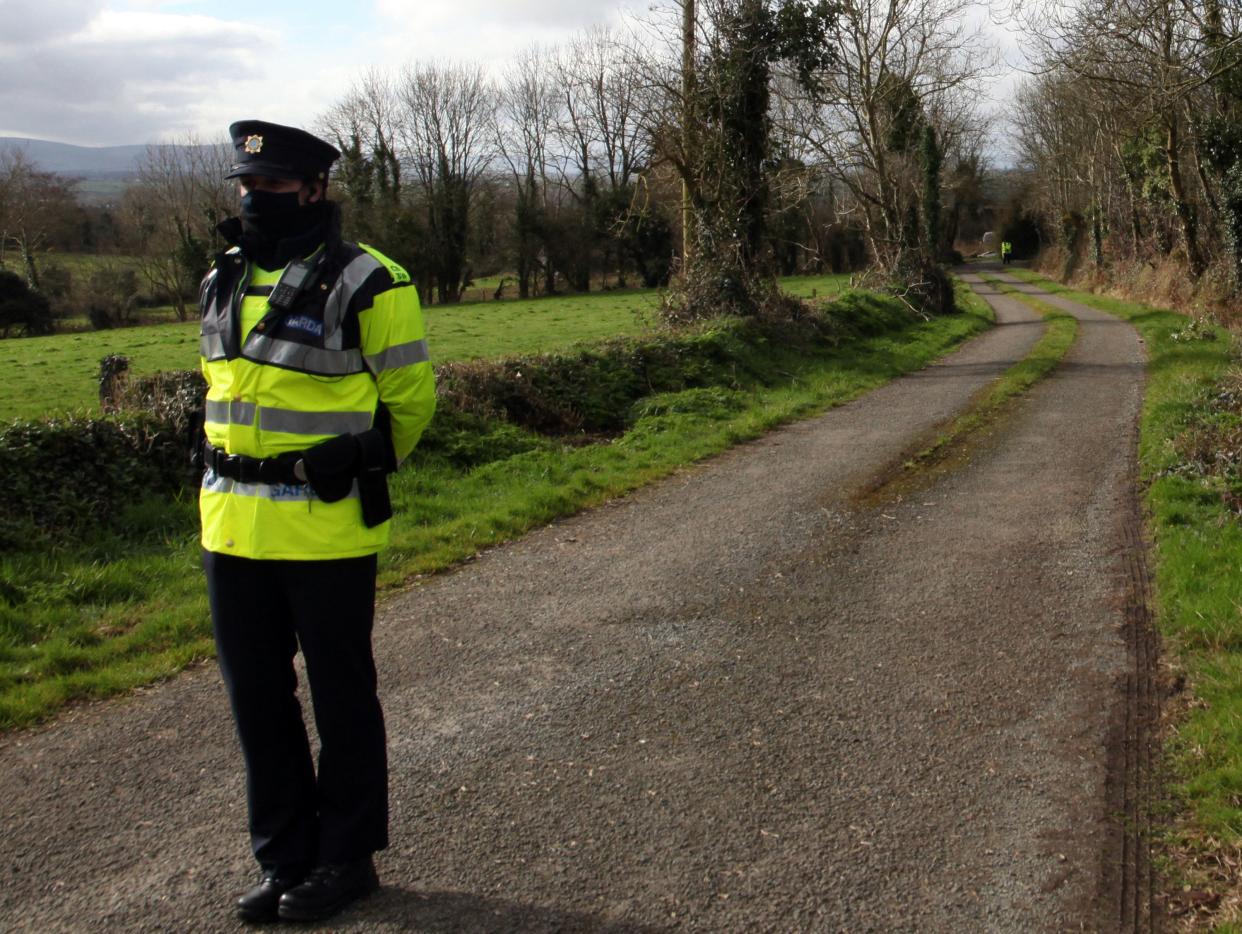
[198,214,435,560]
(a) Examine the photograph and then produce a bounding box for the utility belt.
[201,442,301,485]
[198,429,393,528]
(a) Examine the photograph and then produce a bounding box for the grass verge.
[1008,267,1242,928]
[0,289,987,731]
[914,276,1076,467]
[855,276,1075,505]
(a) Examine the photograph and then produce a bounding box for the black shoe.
[277,857,379,922]
[237,870,305,924]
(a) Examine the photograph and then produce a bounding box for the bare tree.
[397,62,496,304]
[494,46,563,298]
[318,69,406,237]
[554,26,651,195]
[124,135,233,321]
[776,0,995,273]
[1013,0,1242,276]
[1014,67,1146,273]
[0,149,80,290]
[544,27,657,290]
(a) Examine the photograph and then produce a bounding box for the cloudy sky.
[0,0,1029,148]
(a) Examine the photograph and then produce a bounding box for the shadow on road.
[333,886,670,933]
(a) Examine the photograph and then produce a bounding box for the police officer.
[198,120,435,923]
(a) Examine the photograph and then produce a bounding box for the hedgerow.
[0,412,190,548]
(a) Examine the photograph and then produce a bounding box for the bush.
[86,265,139,329]
[113,368,205,433]
[414,409,548,469]
[434,322,764,434]
[0,412,191,547]
[629,386,747,421]
[38,262,73,318]
[0,362,208,547]
[88,305,115,330]
[0,268,54,337]
[889,257,956,317]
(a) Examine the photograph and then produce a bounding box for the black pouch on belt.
[355,428,394,528]
[301,433,360,503]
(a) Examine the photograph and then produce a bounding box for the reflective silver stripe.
[204,400,258,425]
[201,469,359,502]
[204,402,371,435]
[243,333,367,375]
[200,331,226,360]
[258,407,373,436]
[365,338,430,374]
[323,252,383,350]
[198,267,218,306]
[204,265,225,323]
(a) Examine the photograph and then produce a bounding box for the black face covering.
[239,189,317,242]
[237,189,327,269]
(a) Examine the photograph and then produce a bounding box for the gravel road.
[0,266,1153,932]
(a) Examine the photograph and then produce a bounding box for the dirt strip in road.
[0,269,1153,932]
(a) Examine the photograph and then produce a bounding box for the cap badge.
[243,135,264,154]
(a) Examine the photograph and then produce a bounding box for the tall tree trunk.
[21,237,39,291]
[1166,118,1206,276]
[681,0,695,270]
[1121,169,1143,254]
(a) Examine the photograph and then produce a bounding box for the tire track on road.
[990,269,1157,933]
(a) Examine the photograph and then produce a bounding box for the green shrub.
[433,321,760,434]
[629,386,748,421]
[0,412,189,546]
[414,409,549,469]
[0,268,54,337]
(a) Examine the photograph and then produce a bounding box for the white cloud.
[74,9,255,42]
[0,7,273,144]
[376,0,629,31]
[0,0,99,45]
[369,0,646,72]
[1,0,1027,156]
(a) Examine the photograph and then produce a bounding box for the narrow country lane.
[0,266,1154,932]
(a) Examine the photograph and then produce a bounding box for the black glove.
[300,433,360,503]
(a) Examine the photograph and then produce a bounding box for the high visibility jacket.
[198,210,435,560]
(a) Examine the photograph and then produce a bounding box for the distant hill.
[0,137,156,205]
[0,137,148,179]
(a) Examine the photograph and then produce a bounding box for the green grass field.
[0,274,850,421]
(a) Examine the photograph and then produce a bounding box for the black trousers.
[204,550,388,872]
